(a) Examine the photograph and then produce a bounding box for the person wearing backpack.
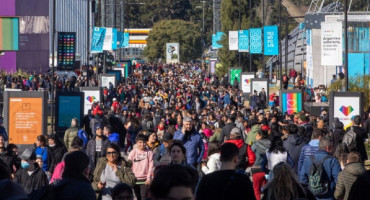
[343,115,368,161]
[299,136,341,200]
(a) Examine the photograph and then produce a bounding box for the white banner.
[229,31,239,51]
[241,74,255,93]
[103,28,113,50]
[101,76,116,88]
[113,67,125,77]
[333,96,360,127]
[321,22,343,66]
[252,80,268,94]
[83,90,101,114]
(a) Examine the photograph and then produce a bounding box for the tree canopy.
[143,19,202,62]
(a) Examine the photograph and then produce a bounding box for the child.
[128,134,154,200]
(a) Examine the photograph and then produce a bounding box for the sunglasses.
[107,151,118,156]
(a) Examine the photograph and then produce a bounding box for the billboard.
[321,22,343,66]
[166,43,180,64]
[229,31,238,51]
[229,68,242,85]
[8,98,42,144]
[263,26,278,55]
[250,28,262,54]
[100,74,116,88]
[251,78,269,106]
[80,88,101,115]
[241,73,255,94]
[57,32,76,70]
[4,91,47,146]
[55,92,84,131]
[0,17,19,51]
[330,92,363,129]
[212,32,223,49]
[280,90,303,114]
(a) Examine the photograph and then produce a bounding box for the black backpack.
[308,155,330,196]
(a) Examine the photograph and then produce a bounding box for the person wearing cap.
[86,124,110,166]
[14,149,48,194]
[64,118,79,150]
[112,98,120,113]
[157,132,173,166]
[224,127,255,171]
[173,117,204,167]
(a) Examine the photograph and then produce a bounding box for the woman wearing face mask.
[48,134,67,164]
[14,149,49,194]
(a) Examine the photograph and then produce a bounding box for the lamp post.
[51,0,56,134]
[238,0,241,69]
[344,0,349,91]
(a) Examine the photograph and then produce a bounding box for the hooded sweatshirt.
[225,139,255,169]
[251,139,271,166]
[128,148,154,181]
[283,134,306,173]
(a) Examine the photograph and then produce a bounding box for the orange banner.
[9,98,43,145]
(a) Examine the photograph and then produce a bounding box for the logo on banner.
[340,106,354,116]
[287,99,296,107]
[250,28,262,54]
[86,96,96,103]
[244,79,250,84]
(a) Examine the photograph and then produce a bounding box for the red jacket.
[225,139,256,168]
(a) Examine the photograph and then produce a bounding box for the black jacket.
[14,165,48,194]
[55,177,96,200]
[283,134,307,173]
[219,123,235,144]
[351,126,368,161]
[332,128,345,151]
[50,145,67,165]
[348,171,370,200]
[196,170,255,200]
[86,136,110,166]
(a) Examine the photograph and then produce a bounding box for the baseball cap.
[95,124,102,131]
[113,98,117,101]
[230,128,242,137]
[20,149,36,160]
[162,132,173,142]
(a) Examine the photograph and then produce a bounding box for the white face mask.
[49,144,56,148]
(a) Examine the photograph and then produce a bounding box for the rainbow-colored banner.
[282,92,302,114]
[0,17,19,51]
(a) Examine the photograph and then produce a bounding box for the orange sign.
[8,98,43,144]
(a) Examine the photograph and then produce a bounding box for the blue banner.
[91,27,106,53]
[263,26,278,55]
[112,28,117,50]
[123,32,130,47]
[238,30,249,52]
[250,28,262,54]
[117,32,124,48]
[212,32,224,49]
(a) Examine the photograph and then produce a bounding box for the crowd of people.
[1,62,370,200]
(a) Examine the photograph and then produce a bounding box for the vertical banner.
[0,17,19,51]
[241,73,255,94]
[210,60,216,74]
[103,27,113,50]
[91,27,106,53]
[166,43,180,64]
[229,68,242,85]
[117,32,124,48]
[263,26,278,55]
[321,22,343,66]
[280,90,303,114]
[112,28,117,50]
[123,32,130,47]
[306,29,314,87]
[238,30,249,52]
[250,28,262,54]
[330,92,363,129]
[57,32,76,70]
[229,31,239,51]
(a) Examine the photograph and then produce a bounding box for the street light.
[196,1,206,63]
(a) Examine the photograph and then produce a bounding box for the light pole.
[51,0,56,134]
[249,0,252,72]
[344,0,349,91]
[238,0,241,69]
[279,0,282,90]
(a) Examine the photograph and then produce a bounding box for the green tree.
[143,20,202,62]
[218,0,262,76]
